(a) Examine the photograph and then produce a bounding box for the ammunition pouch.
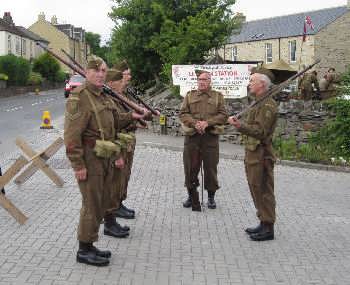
[209,125,224,135]
[242,135,261,151]
[117,132,136,152]
[94,140,121,158]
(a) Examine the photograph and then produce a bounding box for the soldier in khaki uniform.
[110,61,138,219]
[64,58,144,266]
[179,70,228,211]
[298,70,320,101]
[228,69,278,241]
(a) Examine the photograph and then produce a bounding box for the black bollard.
[0,166,4,194]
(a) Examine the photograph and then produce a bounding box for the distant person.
[320,67,339,98]
[298,70,320,101]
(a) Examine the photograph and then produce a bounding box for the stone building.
[218,2,350,78]
[29,13,90,73]
[0,12,48,60]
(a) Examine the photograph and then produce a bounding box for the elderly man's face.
[197,72,211,91]
[86,62,107,88]
[248,73,265,96]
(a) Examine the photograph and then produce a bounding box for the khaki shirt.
[64,82,133,170]
[179,89,228,129]
[238,97,278,163]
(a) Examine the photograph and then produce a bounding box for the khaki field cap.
[113,60,129,72]
[251,67,275,83]
[195,69,210,77]
[87,56,104,70]
[106,69,123,82]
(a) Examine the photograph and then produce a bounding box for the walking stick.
[200,160,204,211]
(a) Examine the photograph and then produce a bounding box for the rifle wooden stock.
[235,59,321,119]
[126,86,160,116]
[61,48,85,72]
[36,42,145,115]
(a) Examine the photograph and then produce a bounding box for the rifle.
[126,86,160,116]
[36,42,146,115]
[234,59,321,119]
[61,48,85,72]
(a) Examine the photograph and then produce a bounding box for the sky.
[0,0,348,44]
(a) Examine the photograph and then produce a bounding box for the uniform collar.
[86,82,103,96]
[196,88,212,97]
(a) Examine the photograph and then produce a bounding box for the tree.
[32,53,60,82]
[85,32,110,63]
[109,0,239,83]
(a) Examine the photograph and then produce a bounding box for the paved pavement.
[0,117,350,285]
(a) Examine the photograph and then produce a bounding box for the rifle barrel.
[235,59,321,119]
[36,42,145,114]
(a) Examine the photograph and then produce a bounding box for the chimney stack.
[51,15,58,25]
[38,12,45,22]
[3,12,14,26]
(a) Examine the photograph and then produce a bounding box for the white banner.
[172,64,256,98]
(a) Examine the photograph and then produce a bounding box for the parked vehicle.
[64,74,85,98]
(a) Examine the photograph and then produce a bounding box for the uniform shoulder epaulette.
[70,84,86,97]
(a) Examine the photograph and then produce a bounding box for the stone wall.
[148,98,332,145]
[315,11,350,76]
[0,82,64,98]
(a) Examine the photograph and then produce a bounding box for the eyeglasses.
[197,78,210,81]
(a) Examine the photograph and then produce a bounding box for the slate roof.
[0,18,27,37]
[16,26,49,43]
[228,6,348,44]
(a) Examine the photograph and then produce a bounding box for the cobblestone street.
[0,120,350,285]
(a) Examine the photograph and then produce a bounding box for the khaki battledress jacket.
[238,96,278,223]
[179,89,228,192]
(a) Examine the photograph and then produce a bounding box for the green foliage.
[27,72,43,86]
[0,73,8,81]
[273,137,297,160]
[109,0,238,83]
[308,98,350,160]
[55,70,67,83]
[0,54,30,86]
[32,53,61,82]
[85,32,110,64]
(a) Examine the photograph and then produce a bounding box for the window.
[30,41,33,58]
[265,43,272,63]
[231,46,238,61]
[7,35,12,54]
[289,40,296,63]
[22,39,27,56]
[15,36,20,54]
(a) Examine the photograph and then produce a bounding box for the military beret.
[195,69,210,77]
[106,69,123,82]
[251,67,275,83]
[87,56,104,70]
[113,60,129,72]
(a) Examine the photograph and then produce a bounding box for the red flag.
[303,15,314,42]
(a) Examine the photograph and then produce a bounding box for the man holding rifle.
[228,68,278,241]
[64,57,145,266]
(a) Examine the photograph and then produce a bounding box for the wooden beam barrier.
[0,156,29,224]
[15,137,64,187]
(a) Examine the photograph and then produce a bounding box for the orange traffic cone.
[40,111,54,129]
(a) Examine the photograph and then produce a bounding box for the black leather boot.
[104,215,129,238]
[250,222,274,241]
[120,202,135,214]
[207,192,216,209]
[115,220,130,232]
[245,222,263,235]
[183,189,192,208]
[77,242,110,266]
[114,206,135,219]
[191,189,201,212]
